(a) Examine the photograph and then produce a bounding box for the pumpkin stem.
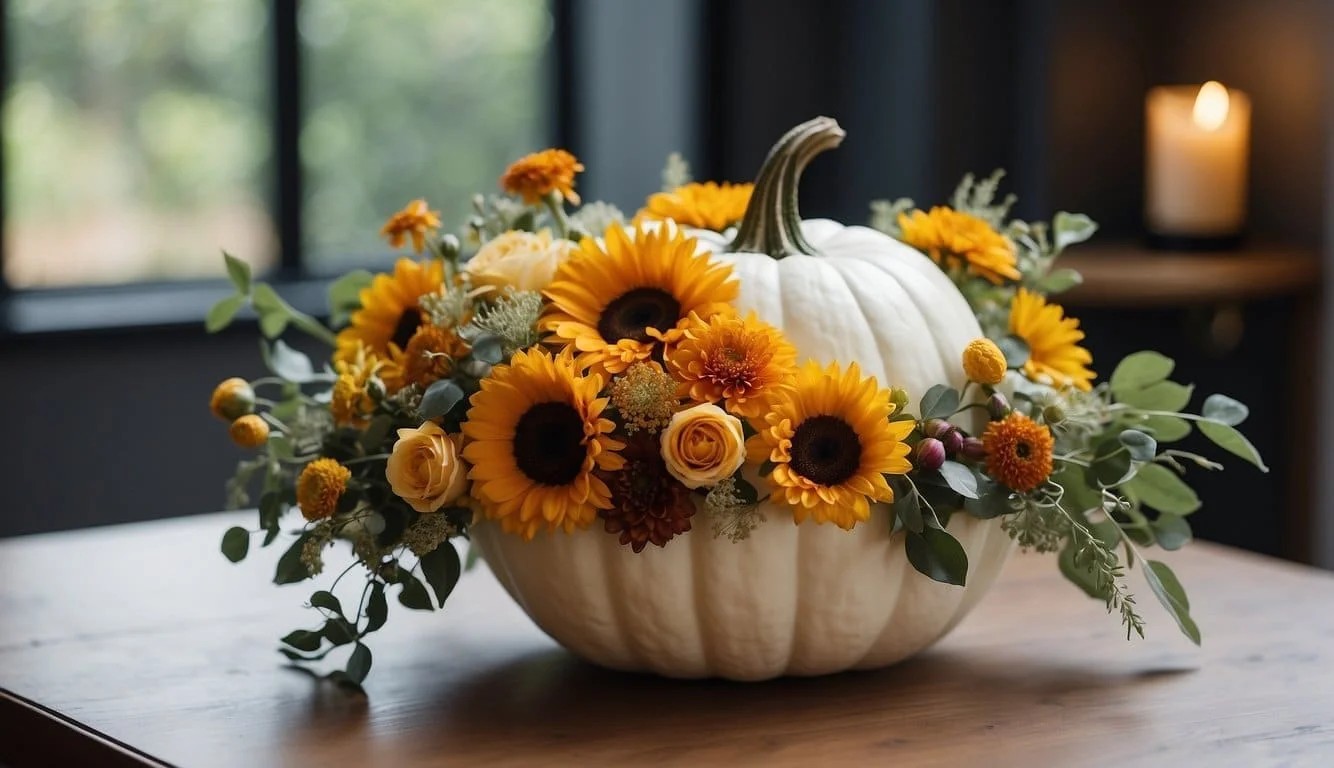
[728,116,845,259]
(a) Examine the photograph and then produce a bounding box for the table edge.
[0,687,171,768]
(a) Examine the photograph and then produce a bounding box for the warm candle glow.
[1192,81,1230,132]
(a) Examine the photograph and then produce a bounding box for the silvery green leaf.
[1124,463,1201,515]
[1035,267,1083,295]
[419,379,465,420]
[1118,429,1157,461]
[1117,381,1193,412]
[1052,211,1098,253]
[262,339,317,382]
[470,333,505,365]
[905,528,969,586]
[223,252,252,294]
[939,460,980,499]
[206,294,245,333]
[1198,420,1268,472]
[1201,393,1249,426]
[1109,351,1174,397]
[996,335,1030,368]
[1152,513,1193,550]
[1144,560,1201,645]
[919,384,960,420]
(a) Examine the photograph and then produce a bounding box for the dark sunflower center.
[392,308,423,349]
[790,415,863,487]
[513,401,586,486]
[597,288,681,343]
[1015,441,1032,460]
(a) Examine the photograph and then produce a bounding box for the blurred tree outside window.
[2,0,552,290]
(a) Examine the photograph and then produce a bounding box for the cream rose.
[464,229,576,293]
[386,421,469,513]
[660,403,747,489]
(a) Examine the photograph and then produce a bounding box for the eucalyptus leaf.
[470,333,506,365]
[1117,381,1193,412]
[261,339,317,383]
[1035,267,1083,295]
[364,582,388,634]
[327,270,373,326]
[1124,463,1201,515]
[1089,448,1132,488]
[892,483,924,533]
[1198,420,1269,472]
[221,526,250,563]
[397,572,434,610]
[1201,394,1249,427]
[919,384,960,421]
[1144,560,1201,645]
[1109,351,1174,396]
[1140,414,1192,443]
[323,618,357,646]
[1118,429,1157,462]
[258,311,289,339]
[1052,211,1098,252]
[359,415,394,452]
[273,532,314,585]
[939,461,980,499]
[963,477,1011,519]
[223,252,252,294]
[1053,463,1102,514]
[1152,513,1193,551]
[996,335,1030,369]
[206,295,246,333]
[310,590,343,615]
[280,629,322,653]
[346,643,373,684]
[419,379,466,420]
[419,541,462,608]
[905,528,969,586]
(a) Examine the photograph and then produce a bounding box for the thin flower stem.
[328,560,362,595]
[543,193,570,238]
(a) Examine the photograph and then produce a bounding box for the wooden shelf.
[1057,244,1321,307]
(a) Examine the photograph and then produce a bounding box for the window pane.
[301,0,551,270]
[3,0,275,289]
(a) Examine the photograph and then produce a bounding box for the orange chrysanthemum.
[402,325,471,389]
[1010,288,1096,392]
[637,181,754,232]
[745,361,914,530]
[381,199,441,254]
[501,148,584,205]
[666,311,796,418]
[898,206,1020,285]
[542,224,738,378]
[982,412,1055,492]
[296,458,351,521]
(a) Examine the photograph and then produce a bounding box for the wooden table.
[2,513,1333,767]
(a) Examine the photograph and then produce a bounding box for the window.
[1,0,553,291]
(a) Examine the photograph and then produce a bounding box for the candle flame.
[1192,81,1230,131]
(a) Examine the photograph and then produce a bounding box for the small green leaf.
[206,294,246,333]
[996,335,1030,368]
[259,492,285,535]
[1201,393,1249,427]
[905,528,969,586]
[281,629,322,653]
[221,526,250,563]
[1089,447,1132,488]
[419,379,465,420]
[1109,351,1174,396]
[470,333,506,365]
[892,483,924,533]
[963,477,1011,519]
[364,582,388,634]
[327,269,373,326]
[274,532,314,585]
[1053,463,1103,514]
[1144,560,1201,645]
[359,414,394,452]
[919,384,960,420]
[1117,381,1192,411]
[397,572,434,610]
[939,460,979,499]
[464,544,482,572]
[1125,463,1201,514]
[1035,267,1083,295]
[261,339,317,382]
[323,618,357,646]
[310,590,343,615]
[1118,429,1157,461]
[1153,513,1193,551]
[1140,415,1192,443]
[758,459,776,477]
[1198,420,1269,472]
[1052,211,1098,252]
[223,252,252,294]
[419,541,462,608]
[346,643,373,684]
[1058,539,1109,600]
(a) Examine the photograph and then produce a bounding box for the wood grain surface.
[2,512,1333,767]
[1059,245,1319,307]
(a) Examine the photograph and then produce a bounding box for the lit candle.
[1145,81,1251,241]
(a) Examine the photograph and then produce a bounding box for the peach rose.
[660,403,746,489]
[386,421,469,513]
[464,229,576,293]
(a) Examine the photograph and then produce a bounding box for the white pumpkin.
[473,117,1013,680]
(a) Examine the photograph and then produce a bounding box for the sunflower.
[746,361,913,529]
[381,199,441,253]
[501,148,584,205]
[542,224,738,378]
[461,348,625,540]
[1010,288,1095,391]
[898,206,1020,285]
[666,311,796,418]
[334,258,444,391]
[637,181,754,232]
[982,412,1054,492]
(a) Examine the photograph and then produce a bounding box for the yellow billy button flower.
[228,414,269,449]
[210,377,254,421]
[386,422,469,513]
[500,148,584,205]
[297,458,351,522]
[660,403,747,489]
[962,338,1008,385]
[381,198,441,253]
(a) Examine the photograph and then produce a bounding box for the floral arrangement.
[210,119,1263,688]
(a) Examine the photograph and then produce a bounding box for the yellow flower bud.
[228,414,270,449]
[210,377,254,421]
[962,338,1007,385]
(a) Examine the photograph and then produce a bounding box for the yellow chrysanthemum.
[962,337,1008,385]
[745,361,913,530]
[501,148,584,205]
[228,414,270,448]
[542,224,738,378]
[297,458,351,521]
[666,311,796,418]
[1010,288,1095,391]
[330,341,383,427]
[461,348,625,540]
[402,325,471,389]
[898,206,1021,285]
[381,199,441,254]
[983,412,1054,492]
[637,181,754,232]
[210,377,254,421]
[333,258,445,392]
